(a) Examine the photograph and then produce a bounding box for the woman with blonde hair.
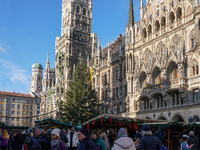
[101,132,109,150]
[0,130,10,150]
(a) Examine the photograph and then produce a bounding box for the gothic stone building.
[39,0,200,123]
[125,0,200,123]
[89,35,127,115]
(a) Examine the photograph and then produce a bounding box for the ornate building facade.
[125,0,200,123]
[39,0,200,123]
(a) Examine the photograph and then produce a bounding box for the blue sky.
[0,0,141,94]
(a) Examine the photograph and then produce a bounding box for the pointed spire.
[128,0,134,26]
[45,53,50,70]
[98,37,101,50]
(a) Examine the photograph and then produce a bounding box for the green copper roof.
[32,62,43,70]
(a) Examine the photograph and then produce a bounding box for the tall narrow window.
[147,99,149,109]
[161,97,163,107]
[83,8,86,16]
[157,97,160,108]
[76,5,80,13]
[144,100,146,110]
[197,65,199,75]
[173,94,176,106]
[193,89,200,102]
[130,30,132,43]
[192,39,195,48]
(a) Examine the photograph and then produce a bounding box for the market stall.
[35,118,74,130]
[83,114,169,149]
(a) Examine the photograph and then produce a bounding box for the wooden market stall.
[83,114,169,149]
[35,118,74,130]
[141,121,200,150]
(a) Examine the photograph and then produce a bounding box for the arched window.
[83,8,86,15]
[167,61,178,81]
[177,7,182,20]
[169,12,175,24]
[129,30,132,43]
[140,72,147,88]
[142,28,147,38]
[152,67,162,85]
[192,59,199,76]
[148,25,152,36]
[155,21,160,31]
[171,36,181,56]
[161,17,166,29]
[143,49,151,67]
[76,5,80,13]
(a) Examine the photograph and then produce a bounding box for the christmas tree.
[60,58,100,125]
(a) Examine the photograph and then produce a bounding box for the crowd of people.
[0,125,199,150]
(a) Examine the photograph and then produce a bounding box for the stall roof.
[83,114,169,125]
[35,118,74,128]
[142,122,171,125]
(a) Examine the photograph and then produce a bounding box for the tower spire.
[98,37,101,50]
[45,53,50,70]
[128,0,134,26]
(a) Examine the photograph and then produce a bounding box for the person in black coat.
[38,129,52,150]
[134,129,142,141]
[139,126,160,150]
[58,126,68,144]
[13,131,24,150]
[188,131,199,150]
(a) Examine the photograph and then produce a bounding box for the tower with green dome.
[31,61,43,94]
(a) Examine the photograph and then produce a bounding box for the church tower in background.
[54,0,97,103]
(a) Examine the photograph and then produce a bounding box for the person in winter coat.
[181,134,194,150]
[0,130,10,150]
[138,126,160,150]
[67,126,78,150]
[111,128,136,150]
[101,132,109,149]
[13,131,24,150]
[38,129,52,150]
[92,130,107,150]
[10,130,15,150]
[154,129,163,143]
[51,128,66,150]
[25,132,33,150]
[134,130,141,141]
[77,128,99,150]
[188,131,198,150]
[30,128,42,150]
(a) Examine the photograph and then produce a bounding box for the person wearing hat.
[111,128,136,150]
[51,128,66,150]
[38,129,52,150]
[138,126,160,150]
[77,128,99,150]
[188,131,198,150]
[181,134,194,150]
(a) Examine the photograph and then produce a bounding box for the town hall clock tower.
[55,0,97,102]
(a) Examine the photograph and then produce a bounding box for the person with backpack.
[138,126,160,150]
[51,128,67,150]
[92,130,107,150]
[180,134,194,150]
[111,128,136,150]
[77,128,99,150]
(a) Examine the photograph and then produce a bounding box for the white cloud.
[0,46,7,54]
[0,59,30,87]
